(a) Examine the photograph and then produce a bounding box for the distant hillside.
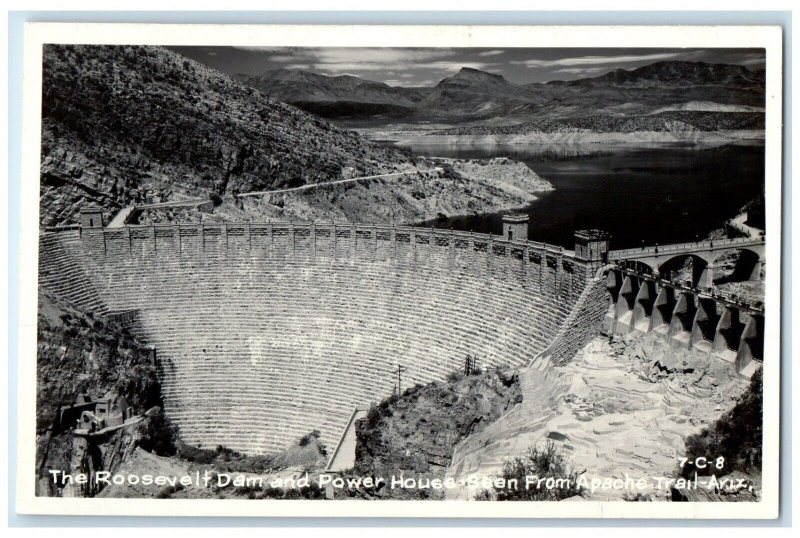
[236,69,429,106]
[236,61,765,126]
[434,111,765,136]
[40,45,413,226]
[235,69,429,121]
[561,61,765,90]
[413,67,544,121]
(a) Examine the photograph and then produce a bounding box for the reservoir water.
[406,143,765,250]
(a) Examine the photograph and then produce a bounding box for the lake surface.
[406,143,765,250]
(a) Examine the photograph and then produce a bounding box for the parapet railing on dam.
[76,221,569,257]
[74,222,593,287]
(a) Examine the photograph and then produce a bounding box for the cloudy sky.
[170,46,765,87]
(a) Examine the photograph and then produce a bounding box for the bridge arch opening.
[710,248,763,284]
[658,254,709,287]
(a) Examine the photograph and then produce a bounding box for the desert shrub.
[484,441,583,501]
[402,384,422,398]
[496,369,518,388]
[623,491,653,502]
[175,442,275,474]
[298,429,322,447]
[137,407,178,456]
[209,191,224,206]
[447,371,463,383]
[446,370,465,383]
[156,483,184,499]
[177,443,217,464]
[439,162,461,179]
[680,367,762,478]
[255,482,324,500]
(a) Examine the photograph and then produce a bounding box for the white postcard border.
[15,23,784,519]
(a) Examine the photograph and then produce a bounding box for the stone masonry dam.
[39,212,764,455]
[38,216,608,455]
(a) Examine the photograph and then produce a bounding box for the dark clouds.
[169,46,765,87]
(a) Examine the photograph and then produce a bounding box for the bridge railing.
[608,236,765,259]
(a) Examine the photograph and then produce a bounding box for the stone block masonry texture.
[38,223,602,455]
[533,275,610,367]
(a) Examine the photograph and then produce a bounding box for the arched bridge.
[607,236,765,288]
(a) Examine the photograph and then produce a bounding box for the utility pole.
[464,355,480,376]
[393,364,407,396]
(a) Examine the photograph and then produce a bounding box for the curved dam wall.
[40,223,597,455]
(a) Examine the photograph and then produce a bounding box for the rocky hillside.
[36,290,161,432]
[562,61,764,90]
[128,156,553,226]
[413,67,543,121]
[347,368,522,500]
[40,45,413,226]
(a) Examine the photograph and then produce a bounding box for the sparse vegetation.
[481,442,583,501]
[137,407,178,457]
[446,370,465,383]
[680,367,762,478]
[623,491,654,502]
[298,429,322,447]
[226,482,325,500]
[156,483,185,499]
[208,192,224,206]
[351,368,522,500]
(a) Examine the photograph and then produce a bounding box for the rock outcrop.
[350,369,523,500]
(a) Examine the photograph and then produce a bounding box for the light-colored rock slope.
[445,333,750,500]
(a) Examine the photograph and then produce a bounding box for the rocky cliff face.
[40,45,413,226]
[350,369,522,500]
[35,289,166,496]
[126,157,554,226]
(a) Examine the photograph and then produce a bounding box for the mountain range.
[236,61,766,125]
